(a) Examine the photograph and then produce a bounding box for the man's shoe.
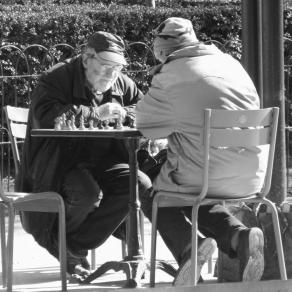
[67,254,91,278]
[173,237,217,286]
[80,257,91,270]
[237,227,264,281]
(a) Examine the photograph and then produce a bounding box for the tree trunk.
[146,0,155,8]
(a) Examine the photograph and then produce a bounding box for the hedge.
[0,3,291,99]
[0,3,242,51]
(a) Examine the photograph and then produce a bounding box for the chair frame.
[2,105,144,287]
[1,105,67,291]
[150,107,287,286]
[4,106,28,177]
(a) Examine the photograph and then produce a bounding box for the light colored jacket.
[136,43,268,198]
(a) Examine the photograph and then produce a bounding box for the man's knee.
[138,170,152,190]
[62,167,101,207]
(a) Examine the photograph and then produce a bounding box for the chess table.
[31,127,148,287]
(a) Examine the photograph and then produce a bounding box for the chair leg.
[0,204,6,288]
[90,249,96,270]
[190,204,199,286]
[140,211,145,253]
[263,198,287,280]
[58,206,67,291]
[150,197,159,287]
[207,256,213,274]
[121,240,127,258]
[6,206,15,292]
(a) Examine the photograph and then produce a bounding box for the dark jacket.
[15,55,143,250]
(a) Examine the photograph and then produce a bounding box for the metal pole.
[241,0,263,103]
[262,0,287,204]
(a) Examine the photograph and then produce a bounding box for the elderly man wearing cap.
[16,31,152,276]
[136,17,265,284]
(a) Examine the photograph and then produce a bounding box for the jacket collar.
[165,43,223,64]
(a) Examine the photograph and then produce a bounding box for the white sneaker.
[173,238,217,286]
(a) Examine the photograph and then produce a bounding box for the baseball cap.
[154,17,198,41]
[87,31,127,65]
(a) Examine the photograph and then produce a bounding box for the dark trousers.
[61,155,152,256]
[140,190,246,265]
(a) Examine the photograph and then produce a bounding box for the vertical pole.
[241,0,263,103]
[126,137,144,259]
[262,0,287,204]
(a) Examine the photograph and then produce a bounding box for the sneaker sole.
[242,228,264,281]
[173,238,217,286]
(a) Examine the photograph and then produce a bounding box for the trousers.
[140,190,246,265]
[61,154,152,256]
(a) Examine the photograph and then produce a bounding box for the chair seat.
[3,192,64,213]
[156,190,260,208]
[5,191,62,200]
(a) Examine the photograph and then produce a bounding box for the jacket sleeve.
[135,73,175,140]
[31,67,93,129]
[31,67,77,129]
[116,73,143,123]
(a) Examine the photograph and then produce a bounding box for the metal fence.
[1,39,292,193]
[0,42,156,191]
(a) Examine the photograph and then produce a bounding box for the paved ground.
[0,216,218,292]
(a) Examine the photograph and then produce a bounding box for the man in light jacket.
[136,17,265,285]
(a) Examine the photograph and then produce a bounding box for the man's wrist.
[90,106,100,120]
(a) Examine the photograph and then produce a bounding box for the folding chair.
[2,105,67,291]
[150,107,287,286]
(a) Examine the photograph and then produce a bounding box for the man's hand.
[93,103,127,121]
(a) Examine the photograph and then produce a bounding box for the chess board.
[31,127,142,139]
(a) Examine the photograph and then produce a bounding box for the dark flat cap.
[87,31,127,65]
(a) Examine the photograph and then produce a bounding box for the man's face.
[82,48,123,93]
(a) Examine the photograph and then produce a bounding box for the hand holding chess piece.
[95,103,126,122]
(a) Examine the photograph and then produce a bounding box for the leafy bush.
[0,2,244,107]
[0,3,242,49]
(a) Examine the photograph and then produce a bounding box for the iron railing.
[1,39,292,193]
[0,42,156,191]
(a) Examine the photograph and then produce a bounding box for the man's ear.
[82,53,88,68]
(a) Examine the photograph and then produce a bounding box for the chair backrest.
[4,105,29,176]
[200,107,279,200]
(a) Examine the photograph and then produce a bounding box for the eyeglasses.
[98,62,124,72]
[90,54,124,72]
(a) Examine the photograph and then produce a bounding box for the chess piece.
[79,115,85,130]
[71,115,77,130]
[104,120,110,129]
[67,119,73,130]
[97,120,103,129]
[61,113,67,130]
[128,117,136,128]
[114,118,123,130]
[54,116,62,130]
[89,119,94,130]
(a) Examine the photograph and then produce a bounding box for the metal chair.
[2,105,67,291]
[2,105,143,284]
[150,107,287,286]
